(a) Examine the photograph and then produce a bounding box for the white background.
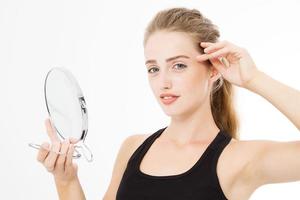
[1,0,300,199]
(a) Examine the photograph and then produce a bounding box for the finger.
[200,40,230,48]
[219,57,231,68]
[36,142,50,163]
[43,141,61,172]
[55,139,70,172]
[202,42,227,54]
[69,137,79,144]
[196,47,229,62]
[210,58,228,75]
[45,118,60,143]
[65,144,75,169]
[200,42,214,48]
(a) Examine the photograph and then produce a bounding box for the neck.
[163,99,219,145]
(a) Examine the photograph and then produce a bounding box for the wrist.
[243,69,264,91]
[54,176,79,187]
[54,176,86,200]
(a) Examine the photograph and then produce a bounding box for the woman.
[36,7,300,200]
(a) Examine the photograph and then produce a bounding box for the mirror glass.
[45,68,84,141]
[29,67,93,162]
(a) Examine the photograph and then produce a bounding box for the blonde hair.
[144,7,240,139]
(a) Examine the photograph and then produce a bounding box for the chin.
[162,102,199,118]
[161,106,184,117]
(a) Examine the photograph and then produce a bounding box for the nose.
[160,71,172,90]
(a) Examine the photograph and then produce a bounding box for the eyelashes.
[147,63,187,74]
[174,63,187,70]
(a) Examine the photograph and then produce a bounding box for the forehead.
[144,31,199,60]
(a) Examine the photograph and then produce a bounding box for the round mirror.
[45,67,87,142]
[29,67,93,162]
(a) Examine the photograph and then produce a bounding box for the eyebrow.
[145,55,190,65]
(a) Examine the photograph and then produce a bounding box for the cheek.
[182,68,209,93]
[184,77,210,105]
[148,79,161,97]
[185,78,209,96]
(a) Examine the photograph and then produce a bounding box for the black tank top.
[116,126,232,200]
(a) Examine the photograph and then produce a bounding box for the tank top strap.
[209,130,232,151]
[209,130,232,189]
[127,126,167,165]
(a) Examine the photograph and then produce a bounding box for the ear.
[209,66,222,83]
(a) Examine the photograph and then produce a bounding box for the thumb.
[45,118,60,143]
[69,137,79,144]
[210,57,227,75]
[73,162,78,172]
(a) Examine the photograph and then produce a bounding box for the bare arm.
[55,177,86,200]
[198,40,300,189]
[241,71,300,186]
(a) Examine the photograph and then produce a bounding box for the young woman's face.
[144,31,220,117]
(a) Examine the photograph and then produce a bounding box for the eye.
[173,63,187,70]
[147,63,187,74]
[147,67,159,74]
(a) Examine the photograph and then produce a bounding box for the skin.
[37,119,86,199]
[144,30,222,143]
[36,30,300,200]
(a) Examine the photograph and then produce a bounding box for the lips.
[160,93,179,98]
[160,95,179,105]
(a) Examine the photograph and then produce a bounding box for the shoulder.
[219,137,290,197]
[226,138,282,169]
[122,132,152,150]
[102,132,152,199]
[112,132,152,170]
[224,137,270,162]
[223,138,267,177]
[217,138,270,199]
[117,131,156,167]
[120,133,152,157]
